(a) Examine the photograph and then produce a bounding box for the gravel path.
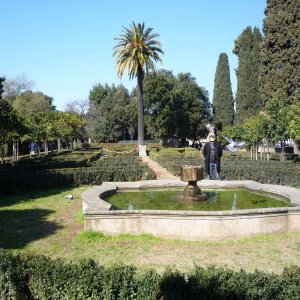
[142,156,179,180]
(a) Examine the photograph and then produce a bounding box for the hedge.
[0,155,156,195]
[2,151,103,172]
[1,249,300,299]
[150,153,300,186]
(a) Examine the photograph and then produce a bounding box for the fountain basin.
[82,180,300,241]
[105,188,290,211]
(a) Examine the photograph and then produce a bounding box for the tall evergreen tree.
[233,27,263,123]
[0,77,5,98]
[259,0,300,105]
[212,53,234,129]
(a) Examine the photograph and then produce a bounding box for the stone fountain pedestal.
[178,165,207,201]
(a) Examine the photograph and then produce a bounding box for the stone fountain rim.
[82,179,300,216]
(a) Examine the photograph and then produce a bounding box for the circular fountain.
[178,165,207,201]
[82,179,300,241]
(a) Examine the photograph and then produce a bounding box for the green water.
[105,188,290,211]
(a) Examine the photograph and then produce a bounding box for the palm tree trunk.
[136,67,144,146]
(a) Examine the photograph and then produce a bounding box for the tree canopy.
[212,53,234,129]
[233,27,263,123]
[144,70,210,140]
[259,0,300,105]
[87,84,133,142]
[13,91,55,117]
[0,78,28,158]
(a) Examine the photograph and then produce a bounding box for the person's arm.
[203,144,207,157]
[219,143,223,157]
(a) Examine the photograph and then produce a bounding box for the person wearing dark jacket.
[203,134,223,180]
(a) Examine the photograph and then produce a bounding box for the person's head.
[209,134,216,143]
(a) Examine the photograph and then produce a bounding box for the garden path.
[142,156,179,180]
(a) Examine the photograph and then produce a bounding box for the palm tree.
[113,22,163,155]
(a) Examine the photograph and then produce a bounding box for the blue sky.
[1,0,266,111]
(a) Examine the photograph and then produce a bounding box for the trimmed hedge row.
[221,159,300,186]
[150,154,300,186]
[1,249,300,299]
[0,156,156,195]
[3,151,103,172]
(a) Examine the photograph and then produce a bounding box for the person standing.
[203,134,223,180]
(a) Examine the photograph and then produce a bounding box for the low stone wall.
[83,180,300,241]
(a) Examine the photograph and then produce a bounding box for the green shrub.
[9,150,103,172]
[150,151,300,186]
[0,250,30,300]
[27,256,105,300]
[0,154,156,195]
[1,250,300,300]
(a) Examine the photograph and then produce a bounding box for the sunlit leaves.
[113,22,163,80]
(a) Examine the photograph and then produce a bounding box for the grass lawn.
[1,186,300,274]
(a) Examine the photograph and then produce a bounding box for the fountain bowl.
[82,180,300,241]
[178,165,207,201]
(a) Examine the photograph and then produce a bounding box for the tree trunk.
[281,140,285,161]
[256,145,258,160]
[0,141,4,163]
[37,143,41,157]
[136,67,144,146]
[16,139,19,161]
[45,141,48,155]
[58,138,61,152]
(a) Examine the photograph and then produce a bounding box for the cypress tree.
[0,77,4,98]
[233,27,263,123]
[212,53,234,129]
[259,0,300,105]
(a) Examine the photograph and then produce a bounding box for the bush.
[150,150,300,186]
[1,250,300,299]
[0,250,30,300]
[0,154,156,195]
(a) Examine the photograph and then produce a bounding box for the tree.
[65,99,89,118]
[259,0,300,105]
[113,22,163,154]
[144,70,177,139]
[212,53,234,129]
[24,111,86,154]
[287,105,300,144]
[263,93,290,160]
[13,91,54,117]
[144,70,210,141]
[0,77,4,97]
[241,114,268,160]
[55,112,86,148]
[173,73,210,140]
[3,74,35,105]
[233,27,263,123]
[0,77,27,161]
[87,84,131,142]
[25,112,55,155]
[124,90,138,140]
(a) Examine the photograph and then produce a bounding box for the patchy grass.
[1,186,300,274]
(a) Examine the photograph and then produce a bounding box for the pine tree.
[259,0,300,105]
[233,27,263,123]
[212,53,234,129]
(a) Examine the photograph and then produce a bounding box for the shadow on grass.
[0,187,73,208]
[0,208,63,249]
